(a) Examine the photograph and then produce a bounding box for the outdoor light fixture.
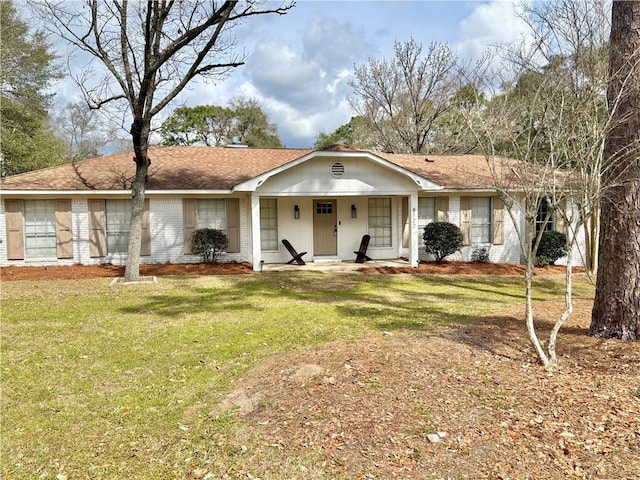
[351,204,357,218]
[294,204,300,219]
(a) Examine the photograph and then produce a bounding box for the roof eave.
[233,150,445,192]
[0,189,234,196]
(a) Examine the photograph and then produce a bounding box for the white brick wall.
[0,197,251,267]
[0,194,584,267]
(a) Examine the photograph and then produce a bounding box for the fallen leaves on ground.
[221,298,639,479]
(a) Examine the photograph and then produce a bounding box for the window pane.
[106,200,131,254]
[197,199,226,230]
[260,198,278,251]
[24,200,57,258]
[536,197,553,233]
[368,198,391,247]
[418,197,436,222]
[471,197,491,243]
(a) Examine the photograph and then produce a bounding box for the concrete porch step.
[312,256,342,263]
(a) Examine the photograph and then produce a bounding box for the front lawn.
[1,272,594,479]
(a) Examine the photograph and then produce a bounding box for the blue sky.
[50,1,531,149]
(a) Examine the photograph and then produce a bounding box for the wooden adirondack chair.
[282,239,307,265]
[354,234,372,263]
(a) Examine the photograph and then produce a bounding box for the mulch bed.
[0,261,579,281]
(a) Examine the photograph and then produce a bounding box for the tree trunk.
[124,119,151,283]
[590,0,640,340]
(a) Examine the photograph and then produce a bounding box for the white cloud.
[456,0,531,62]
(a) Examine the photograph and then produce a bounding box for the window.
[197,199,226,230]
[418,197,436,223]
[471,197,491,243]
[460,196,504,246]
[260,198,278,251]
[315,201,333,214]
[536,197,554,233]
[368,198,391,247]
[182,199,239,255]
[105,200,131,254]
[24,200,57,259]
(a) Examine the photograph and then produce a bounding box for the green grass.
[0,271,592,479]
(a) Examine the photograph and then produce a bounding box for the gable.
[251,154,442,195]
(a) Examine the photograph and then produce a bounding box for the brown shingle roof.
[0,145,515,192]
[373,152,507,190]
[0,146,313,191]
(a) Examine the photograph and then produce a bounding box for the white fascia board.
[433,188,518,195]
[0,189,233,197]
[232,150,444,192]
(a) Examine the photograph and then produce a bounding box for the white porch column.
[251,192,262,271]
[409,192,419,267]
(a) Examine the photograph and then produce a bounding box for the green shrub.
[471,246,490,263]
[534,230,567,266]
[191,228,228,263]
[423,222,463,262]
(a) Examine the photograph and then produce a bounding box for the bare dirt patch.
[223,299,639,479]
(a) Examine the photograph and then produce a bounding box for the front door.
[313,199,337,255]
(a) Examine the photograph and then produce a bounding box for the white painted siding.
[257,156,419,195]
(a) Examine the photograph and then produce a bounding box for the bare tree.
[54,101,124,161]
[515,0,611,277]
[32,0,294,281]
[463,81,576,368]
[348,37,460,154]
[590,0,640,340]
[461,0,636,365]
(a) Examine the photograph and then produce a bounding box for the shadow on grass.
[116,272,560,335]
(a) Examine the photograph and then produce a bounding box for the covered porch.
[259,257,411,273]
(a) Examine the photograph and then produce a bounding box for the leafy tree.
[348,37,460,154]
[161,105,234,146]
[230,97,282,148]
[590,0,640,340]
[161,97,282,148]
[314,116,376,150]
[34,0,294,282]
[0,0,67,176]
[423,222,463,262]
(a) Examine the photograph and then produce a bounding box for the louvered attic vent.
[330,162,345,178]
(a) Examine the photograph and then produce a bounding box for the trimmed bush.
[471,246,490,263]
[534,230,567,266]
[423,222,463,262]
[191,228,228,263]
